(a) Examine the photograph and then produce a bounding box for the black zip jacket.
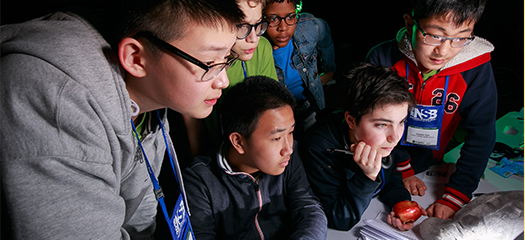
[183,142,327,240]
[299,111,411,231]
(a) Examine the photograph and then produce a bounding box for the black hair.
[265,0,301,5]
[114,0,244,45]
[343,63,416,124]
[221,76,296,142]
[411,0,486,26]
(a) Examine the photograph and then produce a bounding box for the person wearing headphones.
[263,0,336,139]
[300,63,426,231]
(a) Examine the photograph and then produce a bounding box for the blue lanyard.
[242,61,247,78]
[130,111,185,226]
[406,63,449,106]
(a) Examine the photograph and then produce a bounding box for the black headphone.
[490,142,523,162]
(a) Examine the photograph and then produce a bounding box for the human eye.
[286,13,296,21]
[237,23,250,31]
[429,34,442,40]
[453,37,468,43]
[203,61,215,66]
[265,15,278,23]
[375,123,387,129]
[272,136,282,141]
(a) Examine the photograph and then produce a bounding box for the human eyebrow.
[270,123,296,135]
[371,118,394,123]
[266,12,295,17]
[426,24,473,35]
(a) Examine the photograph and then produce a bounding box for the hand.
[350,142,382,180]
[387,205,427,231]
[402,175,427,196]
[426,202,455,220]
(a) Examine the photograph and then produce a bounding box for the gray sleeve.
[1,52,137,240]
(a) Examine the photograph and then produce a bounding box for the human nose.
[245,28,258,43]
[212,70,229,89]
[434,40,451,56]
[276,19,288,31]
[281,134,294,156]
[388,125,403,143]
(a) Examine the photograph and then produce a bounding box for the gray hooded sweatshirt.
[1,11,167,239]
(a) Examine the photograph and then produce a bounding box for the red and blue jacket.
[366,29,497,211]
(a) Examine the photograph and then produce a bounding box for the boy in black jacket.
[301,63,425,231]
[183,76,327,239]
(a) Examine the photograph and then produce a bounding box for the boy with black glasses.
[178,0,278,161]
[1,0,243,239]
[264,0,336,139]
[367,0,496,220]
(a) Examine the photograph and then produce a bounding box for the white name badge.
[401,104,444,150]
[405,125,439,146]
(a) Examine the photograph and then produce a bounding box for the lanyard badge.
[401,104,444,150]
[400,63,449,150]
[131,111,195,240]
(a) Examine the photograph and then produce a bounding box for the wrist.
[436,187,471,211]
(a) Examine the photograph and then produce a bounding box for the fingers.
[388,211,413,231]
[426,204,435,217]
[352,142,382,166]
[401,221,414,231]
[416,182,427,196]
[419,205,428,216]
[351,142,382,180]
[431,203,455,220]
[402,176,427,196]
[409,184,419,195]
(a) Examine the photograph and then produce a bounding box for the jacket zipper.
[253,178,264,240]
[413,69,426,103]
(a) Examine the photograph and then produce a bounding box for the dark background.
[2,0,523,118]
[299,0,524,119]
[1,0,523,238]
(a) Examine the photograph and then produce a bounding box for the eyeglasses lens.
[201,52,238,81]
[237,21,268,40]
[267,13,297,27]
[424,35,473,48]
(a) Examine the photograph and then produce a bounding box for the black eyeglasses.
[237,21,269,40]
[133,31,238,81]
[264,13,298,27]
[413,20,475,48]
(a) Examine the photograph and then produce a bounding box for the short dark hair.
[411,0,486,26]
[115,0,244,43]
[265,0,301,5]
[221,76,296,141]
[343,63,416,124]
[264,0,301,10]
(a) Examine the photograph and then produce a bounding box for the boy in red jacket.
[367,0,496,220]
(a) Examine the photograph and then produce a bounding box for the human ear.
[344,111,357,130]
[118,38,148,78]
[229,132,246,154]
[404,14,415,36]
